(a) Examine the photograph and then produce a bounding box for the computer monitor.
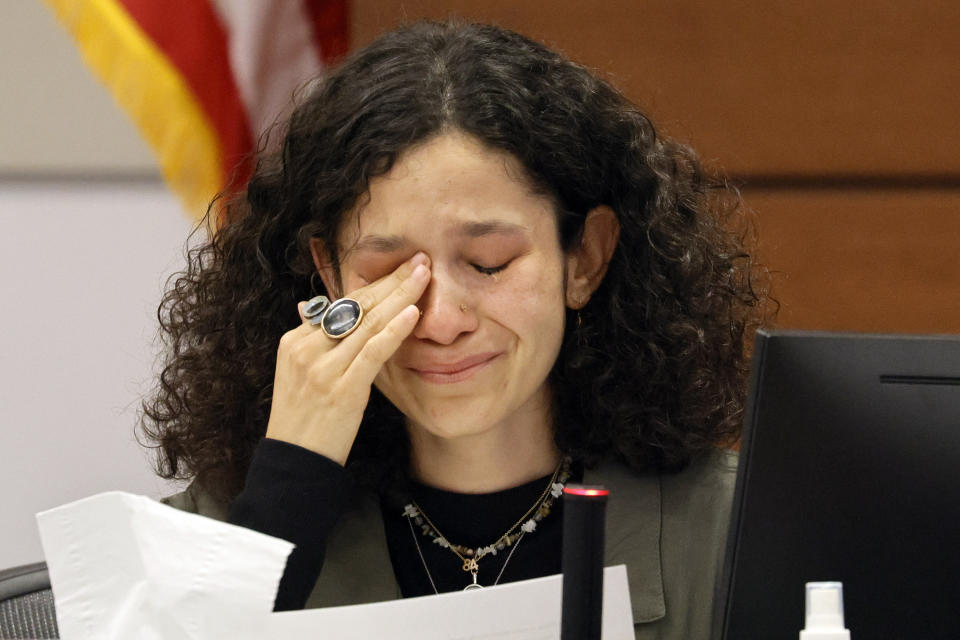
[716,330,960,639]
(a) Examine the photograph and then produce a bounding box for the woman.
[146,21,763,639]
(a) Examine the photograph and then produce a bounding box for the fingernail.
[411,251,428,267]
[412,264,429,280]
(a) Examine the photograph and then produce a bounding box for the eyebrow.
[458,220,527,238]
[353,235,406,253]
[353,220,528,253]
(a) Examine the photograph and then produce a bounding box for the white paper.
[37,491,634,640]
[37,491,294,640]
[232,565,635,640]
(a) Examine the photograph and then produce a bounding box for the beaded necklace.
[402,457,572,591]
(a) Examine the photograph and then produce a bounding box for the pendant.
[461,557,479,573]
[464,570,484,591]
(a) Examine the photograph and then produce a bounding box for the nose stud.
[459,303,468,313]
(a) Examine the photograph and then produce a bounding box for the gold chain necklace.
[406,516,525,594]
[402,457,572,590]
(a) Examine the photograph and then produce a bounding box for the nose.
[412,267,478,345]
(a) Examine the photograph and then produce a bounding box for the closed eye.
[472,261,510,276]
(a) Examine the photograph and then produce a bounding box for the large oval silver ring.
[302,295,331,326]
[320,297,364,339]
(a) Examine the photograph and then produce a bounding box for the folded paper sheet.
[37,492,294,640]
[37,491,634,640]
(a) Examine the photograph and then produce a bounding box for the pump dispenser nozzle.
[799,582,851,640]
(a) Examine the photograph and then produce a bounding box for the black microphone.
[561,484,609,640]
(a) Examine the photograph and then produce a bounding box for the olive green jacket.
[164,448,737,640]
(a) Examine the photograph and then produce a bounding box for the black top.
[228,438,572,610]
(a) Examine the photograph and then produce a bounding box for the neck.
[407,394,560,494]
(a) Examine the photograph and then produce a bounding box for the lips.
[408,352,501,383]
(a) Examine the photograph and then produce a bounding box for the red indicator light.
[564,487,610,497]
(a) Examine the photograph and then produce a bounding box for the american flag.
[44,0,349,217]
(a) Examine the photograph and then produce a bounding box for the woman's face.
[323,132,571,442]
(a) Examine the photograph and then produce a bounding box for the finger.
[286,252,428,343]
[349,262,430,338]
[285,296,419,402]
[348,251,430,312]
[308,260,430,370]
[282,253,430,372]
[343,304,421,384]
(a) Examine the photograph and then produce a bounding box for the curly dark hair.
[141,20,765,501]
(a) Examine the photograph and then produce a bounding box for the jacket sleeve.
[228,438,350,611]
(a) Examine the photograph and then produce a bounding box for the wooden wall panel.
[748,188,960,333]
[351,0,960,178]
[347,2,960,335]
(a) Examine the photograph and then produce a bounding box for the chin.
[408,398,505,439]
[376,371,501,432]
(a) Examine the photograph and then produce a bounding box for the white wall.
[0,182,192,567]
[0,1,158,173]
[0,2,192,567]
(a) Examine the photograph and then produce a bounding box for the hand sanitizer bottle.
[799,582,851,639]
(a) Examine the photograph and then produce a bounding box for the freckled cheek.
[480,265,566,340]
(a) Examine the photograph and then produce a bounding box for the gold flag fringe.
[43,0,225,219]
